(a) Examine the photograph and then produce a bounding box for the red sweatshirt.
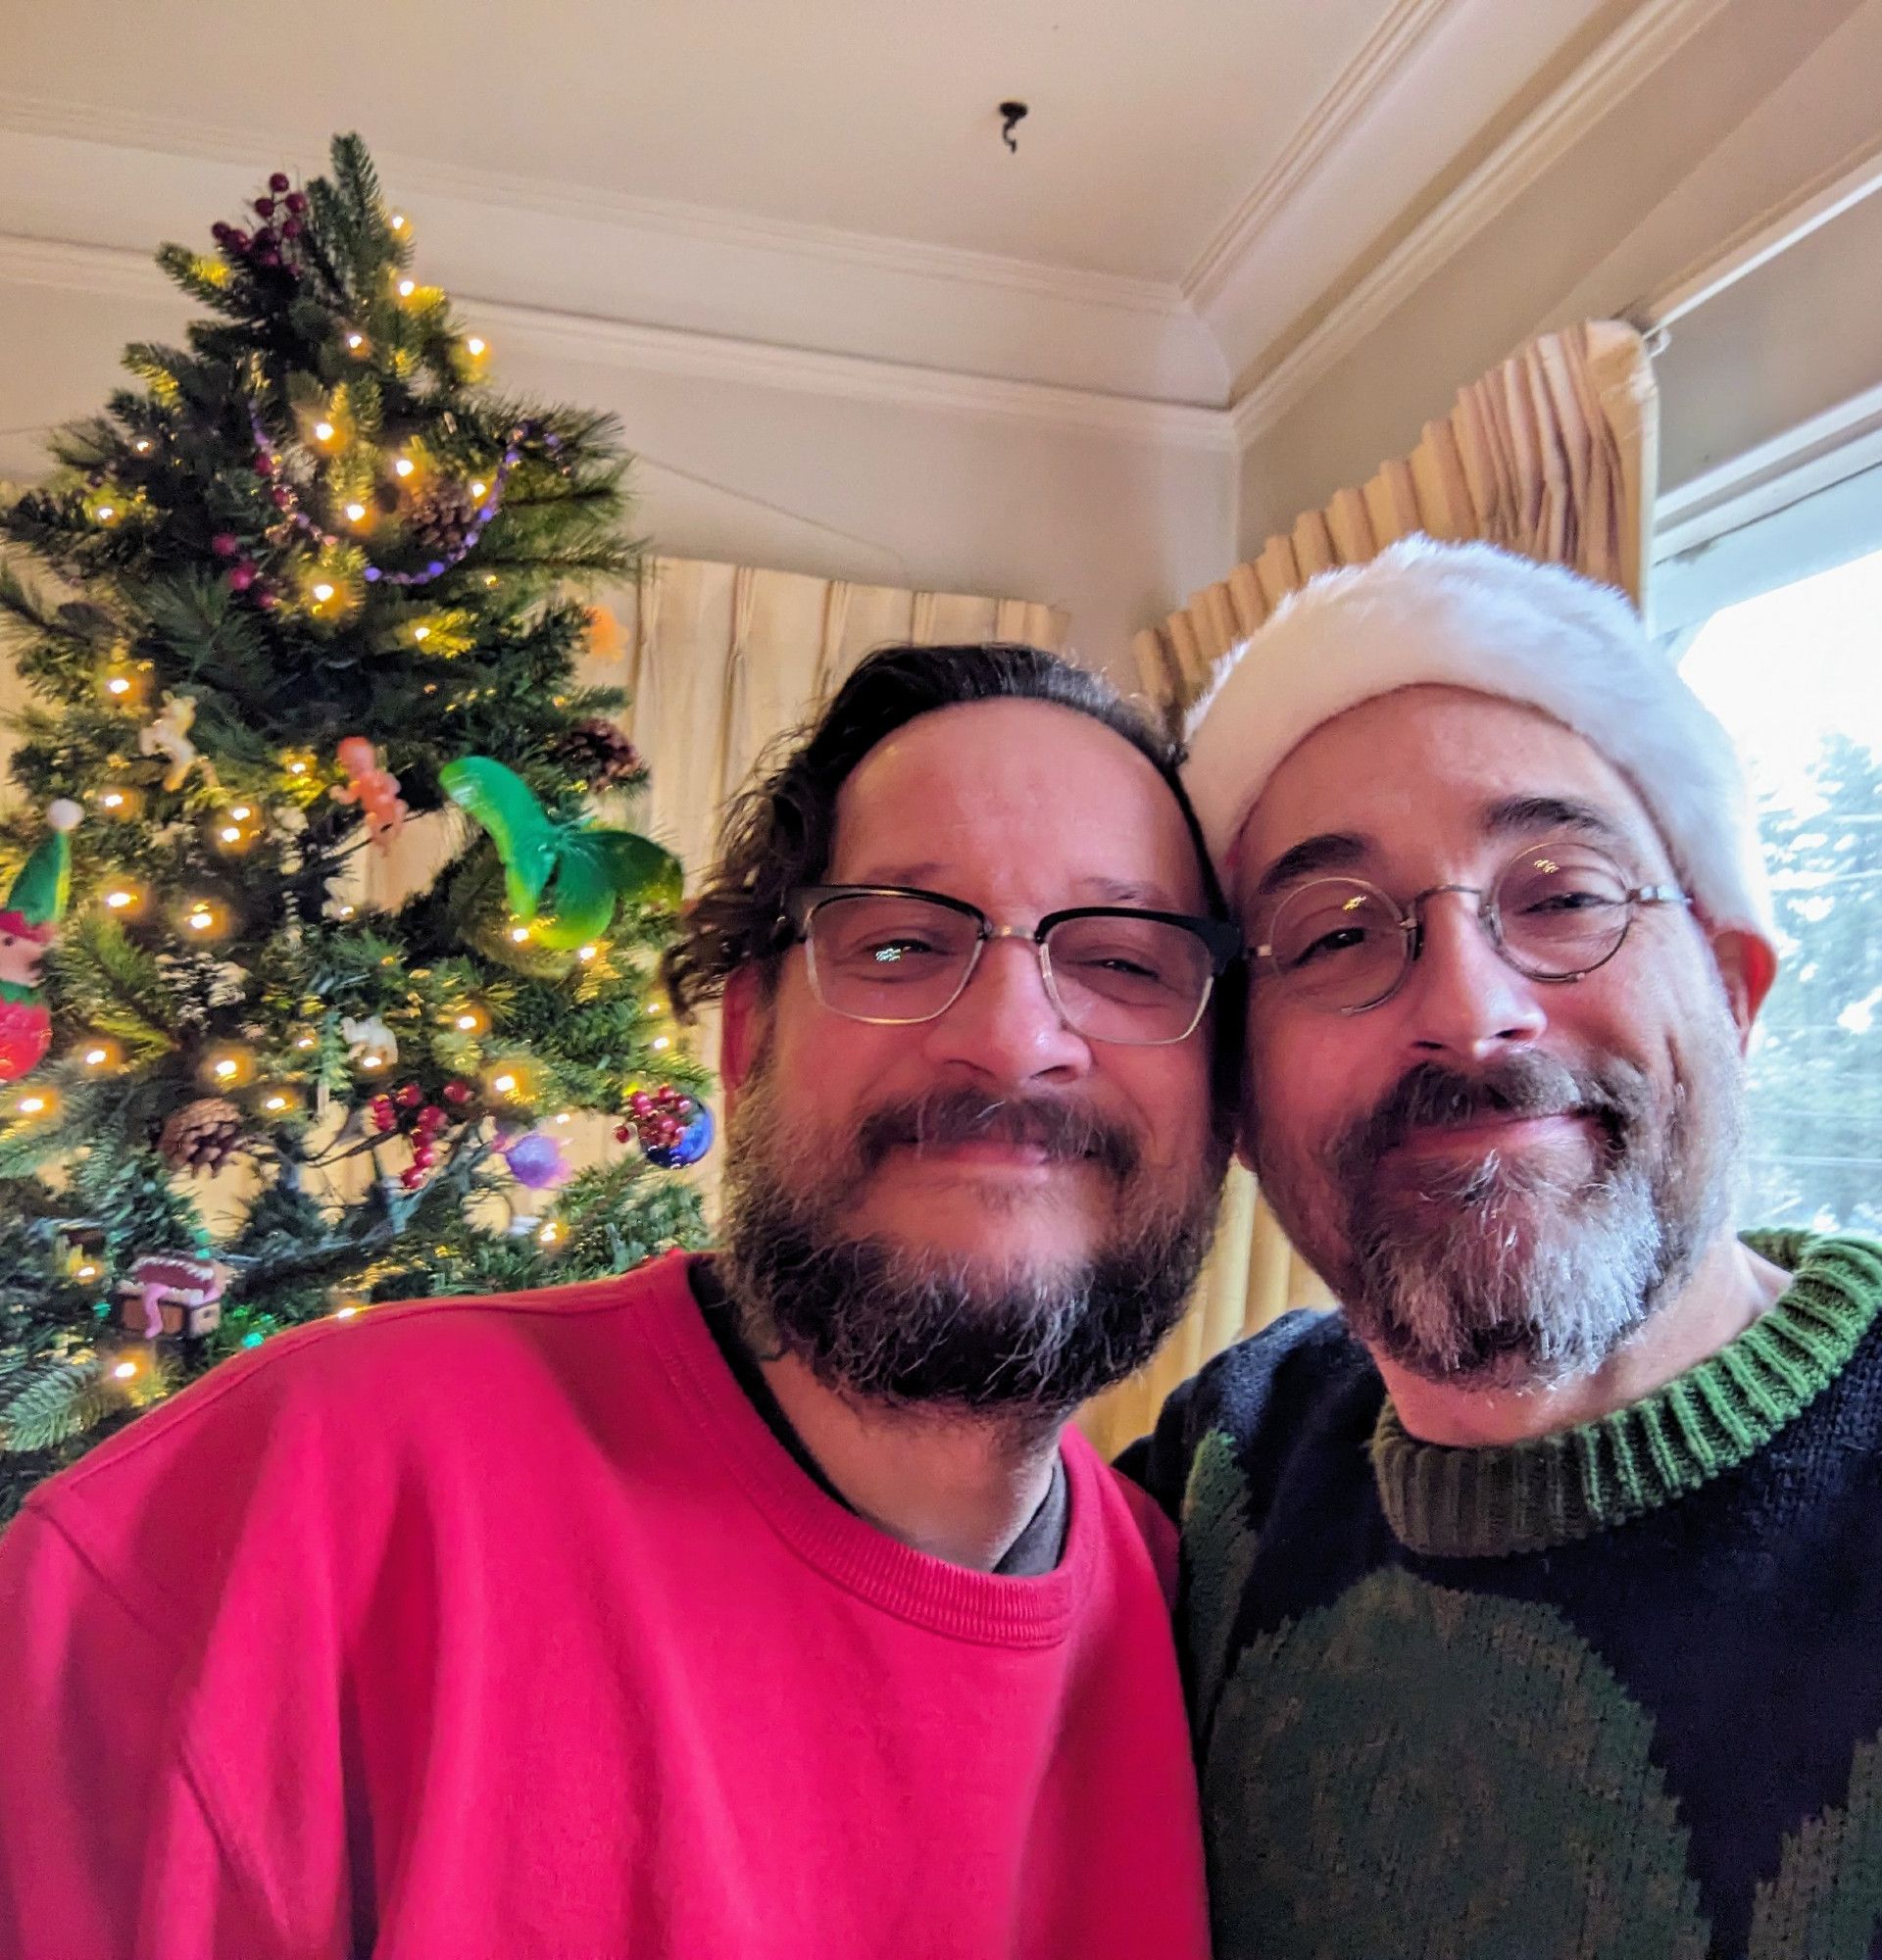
[0,1252,1209,1958]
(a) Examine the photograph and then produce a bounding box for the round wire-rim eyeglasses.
[1253,839,1690,1014]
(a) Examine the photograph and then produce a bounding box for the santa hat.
[0,800,82,942]
[1182,537,1773,939]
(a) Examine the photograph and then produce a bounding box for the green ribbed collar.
[1370,1231,1882,1560]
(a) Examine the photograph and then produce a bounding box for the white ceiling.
[5,0,1604,278]
[0,0,1699,421]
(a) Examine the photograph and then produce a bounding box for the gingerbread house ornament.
[119,1252,229,1339]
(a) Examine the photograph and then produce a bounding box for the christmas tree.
[0,134,710,1520]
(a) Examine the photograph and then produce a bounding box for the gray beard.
[718,1071,1228,1424]
[1258,1035,1744,1391]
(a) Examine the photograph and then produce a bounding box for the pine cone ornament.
[406,478,481,557]
[158,1097,245,1173]
[554,717,645,791]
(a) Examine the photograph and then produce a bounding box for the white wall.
[0,253,1232,695]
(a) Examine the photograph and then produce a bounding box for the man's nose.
[919,938,1093,1084]
[1399,893,1548,1064]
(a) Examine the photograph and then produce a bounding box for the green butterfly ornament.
[439,758,682,955]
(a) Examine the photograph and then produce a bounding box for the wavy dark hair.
[663,641,1243,1094]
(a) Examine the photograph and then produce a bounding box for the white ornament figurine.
[138,692,215,793]
[340,1014,398,1070]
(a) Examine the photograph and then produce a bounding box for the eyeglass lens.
[804,892,1214,1044]
[1263,842,1637,1010]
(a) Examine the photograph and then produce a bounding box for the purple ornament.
[505,1132,569,1191]
[645,1103,714,1170]
[425,561,445,578]
[364,565,381,582]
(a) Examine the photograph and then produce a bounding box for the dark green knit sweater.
[1124,1232,1882,1960]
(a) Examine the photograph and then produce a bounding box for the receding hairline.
[832,695,1212,907]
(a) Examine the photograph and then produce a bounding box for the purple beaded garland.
[245,408,555,590]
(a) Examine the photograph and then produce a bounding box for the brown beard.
[718,1070,1229,1423]
[1253,1030,1745,1389]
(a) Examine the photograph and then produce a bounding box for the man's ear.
[1710,928,1779,1048]
[718,964,768,1118]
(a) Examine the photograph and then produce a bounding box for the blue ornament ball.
[645,1102,714,1169]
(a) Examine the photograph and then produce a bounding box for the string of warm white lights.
[246,407,556,589]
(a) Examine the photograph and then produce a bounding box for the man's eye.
[1061,946,1162,980]
[867,937,943,964]
[1522,888,1622,914]
[1289,926,1372,968]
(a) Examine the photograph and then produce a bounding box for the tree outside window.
[1681,545,1882,1236]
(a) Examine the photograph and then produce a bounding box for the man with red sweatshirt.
[0,642,1234,1958]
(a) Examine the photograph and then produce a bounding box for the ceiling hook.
[998,101,1029,154]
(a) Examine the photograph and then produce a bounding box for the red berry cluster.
[614,1085,695,1152]
[210,528,276,610]
[369,1079,472,1190]
[211,172,310,277]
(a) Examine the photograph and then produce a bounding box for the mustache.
[855,1086,1141,1181]
[1335,1053,1650,1169]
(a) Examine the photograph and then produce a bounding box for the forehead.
[1235,685,1668,898]
[829,697,1206,909]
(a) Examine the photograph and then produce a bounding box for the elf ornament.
[0,801,81,1082]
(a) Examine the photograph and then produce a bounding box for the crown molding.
[1183,0,1458,313]
[472,293,1234,446]
[0,231,1234,451]
[0,106,1225,407]
[0,91,1190,321]
[1229,0,1735,447]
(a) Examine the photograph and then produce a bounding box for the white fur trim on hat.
[1182,536,1773,938]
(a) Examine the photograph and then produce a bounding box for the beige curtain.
[1076,319,1660,1459]
[581,558,1067,890]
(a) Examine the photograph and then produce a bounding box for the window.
[1678,510,1882,1236]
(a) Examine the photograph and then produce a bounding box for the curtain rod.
[1633,134,1882,340]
